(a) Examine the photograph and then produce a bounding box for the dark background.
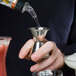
[0,0,75,76]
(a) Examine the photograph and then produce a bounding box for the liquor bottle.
[0,0,28,12]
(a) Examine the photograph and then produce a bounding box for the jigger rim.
[29,27,50,31]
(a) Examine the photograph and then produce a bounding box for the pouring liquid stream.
[22,2,41,27]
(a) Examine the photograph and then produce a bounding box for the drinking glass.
[65,53,76,76]
[32,70,63,76]
[0,37,12,76]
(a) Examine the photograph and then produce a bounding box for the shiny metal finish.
[29,27,50,58]
[32,41,43,53]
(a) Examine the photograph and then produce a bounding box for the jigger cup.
[0,37,12,76]
[29,27,50,58]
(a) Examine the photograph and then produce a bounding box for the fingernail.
[19,53,24,59]
[30,67,35,72]
[31,55,37,60]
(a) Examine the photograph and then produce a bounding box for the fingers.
[43,53,64,71]
[30,49,64,72]
[38,35,44,41]
[18,37,47,60]
[31,41,56,61]
[19,39,35,59]
[38,35,48,42]
[30,53,58,72]
[24,49,32,60]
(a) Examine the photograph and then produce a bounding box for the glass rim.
[0,36,12,41]
[65,56,76,62]
[65,59,76,62]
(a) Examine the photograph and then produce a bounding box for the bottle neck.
[11,0,18,9]
[14,0,26,12]
[0,0,26,12]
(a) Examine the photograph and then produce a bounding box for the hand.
[19,37,65,72]
[19,38,35,60]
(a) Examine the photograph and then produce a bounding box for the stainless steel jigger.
[29,27,50,58]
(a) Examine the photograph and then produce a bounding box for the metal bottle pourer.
[29,27,50,58]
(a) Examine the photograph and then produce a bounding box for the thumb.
[38,35,44,41]
[38,35,48,43]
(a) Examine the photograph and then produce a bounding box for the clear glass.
[32,70,63,76]
[65,53,76,76]
[0,37,12,76]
